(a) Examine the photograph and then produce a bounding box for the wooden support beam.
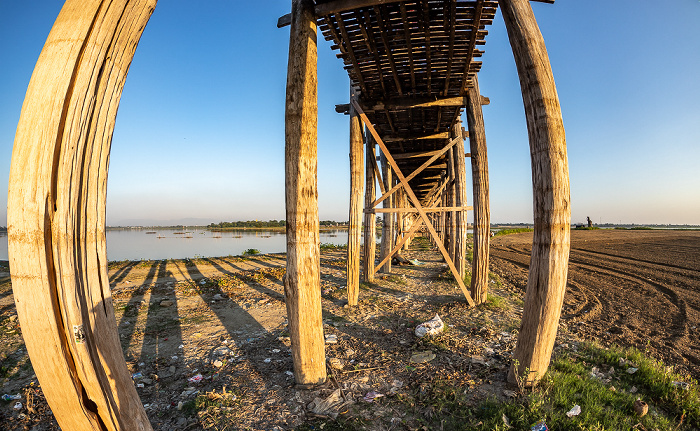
[371,137,459,209]
[459,0,484,95]
[365,96,469,111]
[373,216,424,275]
[500,0,570,387]
[446,140,457,265]
[384,131,449,142]
[369,206,473,213]
[352,99,475,306]
[452,120,469,279]
[285,0,326,386]
[481,95,491,105]
[379,153,394,273]
[8,2,156,430]
[467,76,490,305]
[363,134,377,283]
[347,87,363,306]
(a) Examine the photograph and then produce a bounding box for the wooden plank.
[364,96,469,111]
[399,3,416,90]
[499,0,570,387]
[374,5,403,95]
[315,0,404,16]
[347,87,364,306]
[392,149,443,160]
[332,13,367,94]
[452,120,469,279]
[458,0,484,95]
[284,0,327,386]
[352,99,475,306]
[7,1,157,429]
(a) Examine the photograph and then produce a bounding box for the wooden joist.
[368,206,473,213]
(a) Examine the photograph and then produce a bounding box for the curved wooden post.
[452,120,468,278]
[466,77,490,305]
[499,0,571,386]
[284,0,326,385]
[347,86,364,305]
[7,1,156,430]
[362,134,377,283]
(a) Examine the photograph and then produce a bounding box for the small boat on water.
[157,235,166,239]
[146,231,157,234]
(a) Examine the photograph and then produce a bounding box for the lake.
[0,228,350,261]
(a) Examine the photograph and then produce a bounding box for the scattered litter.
[672,381,690,390]
[187,374,203,383]
[1,394,22,401]
[263,358,272,363]
[171,356,178,361]
[272,349,281,353]
[131,372,143,380]
[178,344,184,349]
[626,367,638,374]
[410,351,436,363]
[470,355,489,366]
[629,386,638,393]
[13,402,22,410]
[325,334,338,344]
[566,405,581,417]
[409,259,424,265]
[388,380,404,395]
[285,371,294,377]
[213,360,223,368]
[363,391,384,402]
[177,401,184,411]
[503,389,517,398]
[531,422,548,431]
[212,294,224,301]
[414,314,444,338]
[502,413,511,428]
[138,362,145,367]
[307,389,345,419]
[328,358,344,370]
[136,383,145,388]
[199,280,207,285]
[634,399,648,417]
[159,300,174,307]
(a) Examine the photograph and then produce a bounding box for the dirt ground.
[0,229,698,430]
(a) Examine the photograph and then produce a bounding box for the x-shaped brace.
[353,99,475,306]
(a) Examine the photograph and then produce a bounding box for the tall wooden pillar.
[7,1,156,430]
[347,86,364,306]
[466,77,490,305]
[363,134,377,283]
[447,144,457,262]
[284,0,326,386]
[379,153,393,273]
[452,120,468,278]
[500,0,571,387]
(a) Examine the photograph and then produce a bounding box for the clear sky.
[1,1,699,226]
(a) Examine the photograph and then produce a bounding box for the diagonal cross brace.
[352,99,475,306]
[371,137,460,209]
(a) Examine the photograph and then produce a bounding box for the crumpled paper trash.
[307,389,346,419]
[415,314,444,338]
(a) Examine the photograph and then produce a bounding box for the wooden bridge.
[7,0,569,429]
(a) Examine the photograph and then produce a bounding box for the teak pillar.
[446,144,457,262]
[363,134,377,283]
[500,0,571,386]
[452,120,468,279]
[7,1,156,430]
[466,77,490,305]
[284,0,327,385]
[379,152,393,273]
[347,86,364,306]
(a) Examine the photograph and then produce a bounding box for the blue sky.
[1,1,698,226]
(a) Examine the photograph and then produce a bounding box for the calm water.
[0,229,349,261]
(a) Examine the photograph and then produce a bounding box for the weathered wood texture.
[465,77,490,304]
[446,143,457,262]
[347,87,364,306]
[7,1,156,429]
[452,121,469,278]
[499,0,571,386]
[284,0,327,385]
[379,153,394,273]
[363,134,377,282]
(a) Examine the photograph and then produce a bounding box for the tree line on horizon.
[208,220,346,229]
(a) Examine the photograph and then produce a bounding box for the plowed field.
[491,229,700,380]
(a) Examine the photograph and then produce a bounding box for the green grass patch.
[478,293,510,312]
[400,343,699,430]
[574,226,601,230]
[488,272,503,288]
[242,248,260,255]
[493,228,533,237]
[320,243,345,250]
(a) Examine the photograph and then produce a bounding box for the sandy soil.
[0,229,698,430]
